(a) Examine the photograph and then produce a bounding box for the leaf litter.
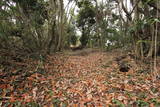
[0,50,160,106]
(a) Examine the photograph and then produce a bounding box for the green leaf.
[112,99,125,107]
[136,100,149,107]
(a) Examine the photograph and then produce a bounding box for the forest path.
[1,50,160,106]
[45,50,160,106]
[48,51,120,106]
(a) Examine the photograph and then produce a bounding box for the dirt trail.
[46,50,160,106]
[49,51,117,106]
[1,50,160,106]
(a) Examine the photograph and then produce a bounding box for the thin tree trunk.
[57,0,64,51]
[153,0,159,79]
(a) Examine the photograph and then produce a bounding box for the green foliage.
[111,13,120,23]
[80,33,89,47]
[147,18,160,25]
[129,17,160,34]
[142,0,157,5]
[70,35,77,45]
[104,28,130,49]
[52,98,61,107]
[0,0,49,52]
[150,98,160,106]
[66,23,77,46]
[128,20,144,34]
[26,102,40,107]
[0,0,159,54]
[18,0,47,26]
[136,100,149,107]
[112,99,125,107]
[76,0,95,28]
[106,28,119,36]
[76,0,96,47]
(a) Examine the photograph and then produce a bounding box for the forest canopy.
[0,0,160,56]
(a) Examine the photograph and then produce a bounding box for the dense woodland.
[0,0,160,106]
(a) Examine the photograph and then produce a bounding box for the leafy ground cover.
[0,49,160,107]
